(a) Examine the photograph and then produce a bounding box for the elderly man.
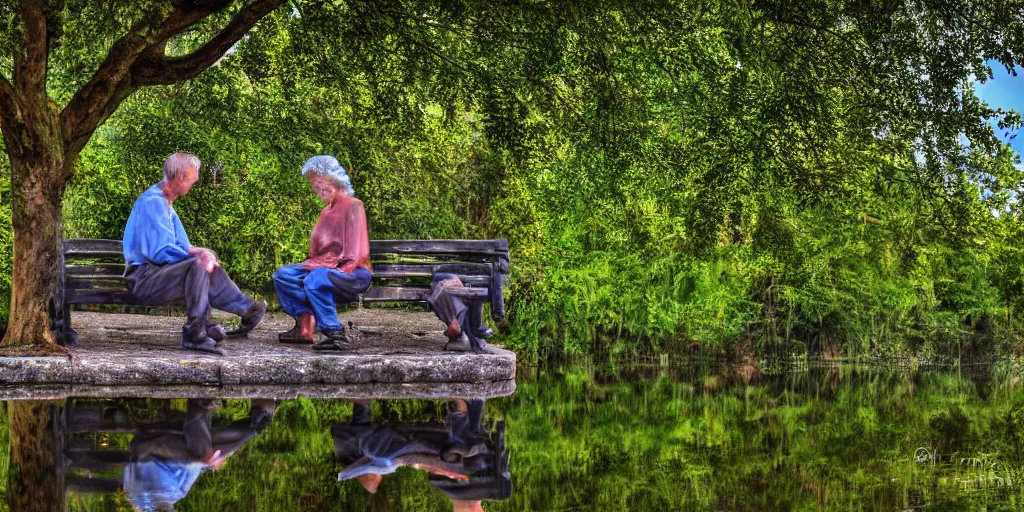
[273,155,372,350]
[122,153,267,354]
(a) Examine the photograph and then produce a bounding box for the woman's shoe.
[312,327,351,351]
[278,323,315,344]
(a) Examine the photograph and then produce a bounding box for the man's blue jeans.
[272,265,372,330]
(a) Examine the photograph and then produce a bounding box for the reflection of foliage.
[491,365,1024,511]
[0,366,1016,510]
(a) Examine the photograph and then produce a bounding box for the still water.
[3,362,1024,511]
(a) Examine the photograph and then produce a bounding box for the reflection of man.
[123,399,275,511]
[122,152,267,355]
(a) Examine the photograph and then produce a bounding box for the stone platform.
[0,309,516,400]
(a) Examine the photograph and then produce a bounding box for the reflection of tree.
[7,401,65,512]
[4,398,275,512]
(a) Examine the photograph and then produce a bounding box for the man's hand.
[189,247,219,273]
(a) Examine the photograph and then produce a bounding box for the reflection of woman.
[333,402,463,492]
[333,400,509,510]
[273,156,373,350]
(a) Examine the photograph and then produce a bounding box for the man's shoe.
[207,323,227,342]
[444,332,471,352]
[226,300,268,337]
[181,336,224,355]
[249,399,277,430]
[312,327,351,351]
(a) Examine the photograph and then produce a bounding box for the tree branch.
[133,0,287,86]
[0,75,23,156]
[59,1,280,155]
[0,75,18,126]
[13,2,48,104]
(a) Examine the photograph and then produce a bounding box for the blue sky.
[974,62,1024,158]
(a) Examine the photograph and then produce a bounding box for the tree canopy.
[2,0,1024,357]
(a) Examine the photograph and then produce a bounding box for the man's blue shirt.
[123,460,205,509]
[123,183,192,266]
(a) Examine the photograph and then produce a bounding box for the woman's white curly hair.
[301,155,355,196]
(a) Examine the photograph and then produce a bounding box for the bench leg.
[51,298,74,347]
[467,300,489,353]
[61,304,77,347]
[469,300,494,339]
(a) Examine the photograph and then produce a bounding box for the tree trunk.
[7,400,67,512]
[0,148,68,353]
[0,0,286,354]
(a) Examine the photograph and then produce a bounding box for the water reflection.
[9,363,1024,510]
[4,396,511,511]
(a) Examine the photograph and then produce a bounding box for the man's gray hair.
[163,152,201,182]
[301,155,355,196]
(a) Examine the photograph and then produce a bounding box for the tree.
[0,1,286,353]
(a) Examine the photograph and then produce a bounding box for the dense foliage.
[2,0,1024,357]
[6,364,1024,511]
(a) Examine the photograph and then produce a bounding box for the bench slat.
[66,268,491,287]
[64,250,124,260]
[370,239,508,256]
[372,262,493,276]
[65,240,509,260]
[361,286,488,302]
[64,239,123,259]
[373,274,490,287]
[65,240,509,256]
[64,238,122,252]
[67,279,128,291]
[66,264,127,278]
[67,292,136,305]
[362,287,430,302]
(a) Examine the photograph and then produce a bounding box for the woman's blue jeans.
[272,265,372,330]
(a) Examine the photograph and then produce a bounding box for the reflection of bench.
[53,238,510,346]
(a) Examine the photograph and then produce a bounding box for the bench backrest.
[61,238,509,321]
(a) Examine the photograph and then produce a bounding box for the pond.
[2,361,1024,511]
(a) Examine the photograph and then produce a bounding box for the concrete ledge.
[0,380,516,400]
[0,309,517,400]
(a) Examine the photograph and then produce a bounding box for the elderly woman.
[274,156,372,350]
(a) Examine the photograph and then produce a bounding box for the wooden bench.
[53,238,509,346]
